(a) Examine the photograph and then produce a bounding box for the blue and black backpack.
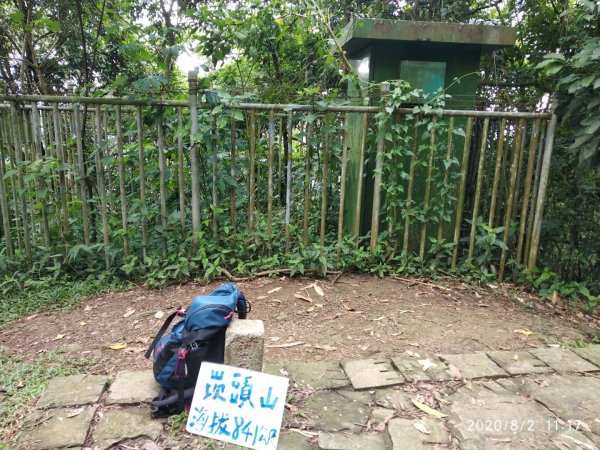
[145,283,250,417]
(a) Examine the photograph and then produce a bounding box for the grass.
[0,350,95,446]
[0,273,127,328]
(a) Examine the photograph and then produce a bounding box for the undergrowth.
[0,350,95,446]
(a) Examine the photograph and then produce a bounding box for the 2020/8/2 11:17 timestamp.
[466,419,588,433]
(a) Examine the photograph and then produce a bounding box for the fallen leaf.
[414,422,432,434]
[67,407,84,418]
[270,336,281,342]
[294,293,312,303]
[418,359,438,371]
[406,350,420,358]
[108,343,128,350]
[123,309,135,318]
[313,284,325,297]
[268,287,282,294]
[84,305,92,312]
[315,304,324,308]
[447,364,464,380]
[257,295,267,300]
[342,303,355,311]
[154,310,165,319]
[136,336,150,344]
[307,306,315,312]
[79,321,86,326]
[514,328,533,336]
[53,334,65,341]
[267,342,304,348]
[411,400,447,418]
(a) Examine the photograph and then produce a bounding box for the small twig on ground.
[222,268,339,282]
[332,272,344,284]
[392,275,453,292]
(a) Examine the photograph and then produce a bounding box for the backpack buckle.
[176,307,186,316]
[177,348,188,360]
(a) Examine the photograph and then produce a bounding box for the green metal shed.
[339,19,516,242]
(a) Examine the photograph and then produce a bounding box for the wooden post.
[498,119,525,281]
[115,105,129,257]
[467,117,490,260]
[95,105,110,269]
[353,112,368,241]
[451,117,473,269]
[9,103,32,264]
[267,110,274,236]
[527,104,558,269]
[320,114,332,249]
[136,106,148,259]
[336,113,349,263]
[370,83,389,249]
[188,71,201,246]
[157,108,168,258]
[524,120,546,266]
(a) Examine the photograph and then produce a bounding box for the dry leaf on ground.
[411,400,447,418]
[514,328,533,336]
[414,422,432,434]
[268,287,282,294]
[53,334,65,341]
[123,309,135,318]
[294,293,312,303]
[108,342,128,350]
[154,310,165,319]
[313,284,324,297]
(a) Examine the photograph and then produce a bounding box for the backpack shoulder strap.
[144,308,185,359]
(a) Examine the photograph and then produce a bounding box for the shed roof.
[340,19,516,54]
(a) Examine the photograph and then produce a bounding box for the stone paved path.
[17,345,600,449]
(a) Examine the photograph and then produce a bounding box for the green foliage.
[0,350,95,444]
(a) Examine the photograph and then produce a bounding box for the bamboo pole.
[95,105,110,269]
[353,112,369,241]
[437,116,454,241]
[419,116,437,258]
[72,101,91,245]
[52,103,69,240]
[277,118,283,204]
[467,118,490,260]
[177,107,185,233]
[188,71,201,247]
[285,111,293,251]
[0,120,14,260]
[524,120,546,266]
[336,113,349,263]
[320,114,331,249]
[4,116,23,253]
[115,105,129,257]
[248,110,256,232]
[303,122,313,245]
[10,104,32,263]
[267,110,274,235]
[516,119,541,264]
[488,118,507,227]
[527,106,558,269]
[402,122,419,256]
[157,109,168,258]
[230,114,237,232]
[210,115,218,238]
[451,117,473,269]
[136,106,148,259]
[31,103,51,248]
[498,119,525,281]
[370,83,389,249]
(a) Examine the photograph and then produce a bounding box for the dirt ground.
[1,274,599,373]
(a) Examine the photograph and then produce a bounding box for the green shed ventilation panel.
[399,61,446,102]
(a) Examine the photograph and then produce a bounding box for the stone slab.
[19,406,95,449]
[92,406,163,450]
[573,346,600,369]
[529,348,599,373]
[388,418,450,450]
[444,381,558,448]
[342,359,404,390]
[105,370,161,405]
[225,319,265,372]
[36,374,108,408]
[371,407,395,423]
[375,389,419,414]
[487,351,553,375]
[499,374,600,436]
[392,355,454,382]
[317,431,386,450]
[287,361,349,390]
[299,391,370,434]
[277,431,313,450]
[441,353,507,379]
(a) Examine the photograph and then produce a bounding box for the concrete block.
[225,319,264,372]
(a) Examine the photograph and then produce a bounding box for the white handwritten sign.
[186,362,289,450]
